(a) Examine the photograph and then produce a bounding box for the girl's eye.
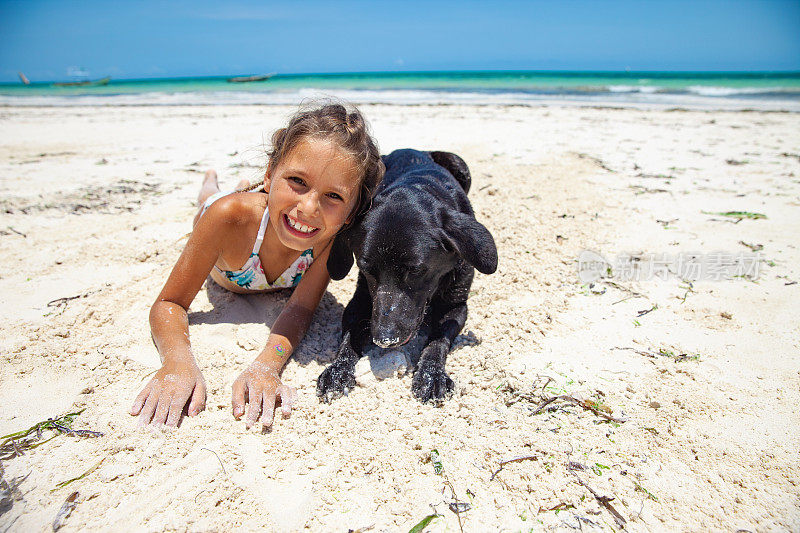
[326,192,343,201]
[288,176,306,186]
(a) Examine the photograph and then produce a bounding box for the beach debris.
[629,185,669,195]
[441,479,467,532]
[0,179,163,215]
[567,465,627,529]
[408,513,440,533]
[780,152,800,162]
[636,304,658,317]
[429,449,443,475]
[636,171,675,180]
[656,348,699,362]
[201,448,227,475]
[677,280,695,303]
[612,346,699,363]
[602,281,646,305]
[1,226,27,238]
[0,410,103,460]
[632,480,658,502]
[538,502,575,513]
[52,491,79,531]
[47,289,99,314]
[738,240,763,252]
[725,159,747,165]
[701,210,767,222]
[656,218,678,228]
[503,376,626,423]
[53,457,105,491]
[531,394,626,423]
[448,501,471,514]
[490,454,539,481]
[574,152,614,173]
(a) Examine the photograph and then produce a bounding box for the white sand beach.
[1,103,799,531]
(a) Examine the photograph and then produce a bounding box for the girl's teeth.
[288,216,315,233]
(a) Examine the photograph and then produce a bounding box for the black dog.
[317,149,498,403]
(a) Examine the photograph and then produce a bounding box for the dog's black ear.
[443,211,498,274]
[326,231,354,280]
[430,151,471,193]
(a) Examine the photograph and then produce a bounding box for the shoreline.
[2,95,799,112]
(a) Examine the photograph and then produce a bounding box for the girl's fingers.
[152,393,173,425]
[188,380,206,417]
[231,378,246,419]
[130,383,152,416]
[278,386,295,417]
[166,391,189,427]
[261,393,276,429]
[138,387,160,425]
[245,388,263,429]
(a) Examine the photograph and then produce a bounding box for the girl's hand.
[231,359,297,430]
[130,362,206,427]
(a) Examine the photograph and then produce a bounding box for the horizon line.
[5,68,800,85]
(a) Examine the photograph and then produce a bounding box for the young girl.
[130,103,384,430]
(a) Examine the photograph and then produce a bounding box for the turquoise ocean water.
[2,71,799,110]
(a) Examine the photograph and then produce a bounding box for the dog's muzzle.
[374,336,401,348]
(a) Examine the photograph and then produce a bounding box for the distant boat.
[53,76,111,87]
[227,72,276,83]
[18,72,30,85]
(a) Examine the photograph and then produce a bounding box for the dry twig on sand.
[531,395,627,423]
[47,289,99,313]
[568,465,627,529]
[490,454,539,481]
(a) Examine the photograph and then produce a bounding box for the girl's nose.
[297,191,320,216]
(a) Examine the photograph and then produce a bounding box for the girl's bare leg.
[198,170,220,206]
[194,170,221,226]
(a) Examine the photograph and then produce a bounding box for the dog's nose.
[374,336,401,348]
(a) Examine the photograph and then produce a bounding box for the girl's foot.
[198,170,220,206]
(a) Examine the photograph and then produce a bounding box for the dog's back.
[377,149,474,216]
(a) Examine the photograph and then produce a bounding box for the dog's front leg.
[411,300,468,403]
[316,275,371,402]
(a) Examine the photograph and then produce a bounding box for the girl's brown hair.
[243,101,384,225]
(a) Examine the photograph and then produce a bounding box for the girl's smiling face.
[266,138,361,251]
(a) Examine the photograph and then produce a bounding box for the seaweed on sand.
[0,409,103,460]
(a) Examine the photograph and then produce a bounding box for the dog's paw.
[411,365,454,404]
[316,362,356,403]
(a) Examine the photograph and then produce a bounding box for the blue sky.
[1,0,798,82]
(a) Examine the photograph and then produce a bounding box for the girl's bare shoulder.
[201,192,267,228]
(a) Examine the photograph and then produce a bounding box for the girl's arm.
[231,242,334,430]
[130,199,235,426]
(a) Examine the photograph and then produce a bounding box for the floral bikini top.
[214,205,314,291]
